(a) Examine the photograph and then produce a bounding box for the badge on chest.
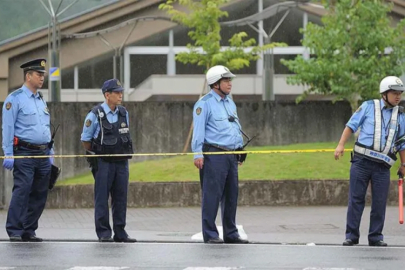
[119,122,129,134]
[119,128,129,134]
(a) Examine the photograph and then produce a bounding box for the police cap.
[20,58,47,73]
[101,79,124,94]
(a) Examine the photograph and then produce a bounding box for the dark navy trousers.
[93,158,129,240]
[345,155,390,243]
[6,148,51,237]
[200,147,240,242]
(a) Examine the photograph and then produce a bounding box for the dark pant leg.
[345,157,372,241]
[94,158,114,239]
[368,163,390,242]
[221,154,239,240]
[23,155,51,236]
[199,168,204,189]
[6,156,35,237]
[111,160,129,239]
[201,153,228,242]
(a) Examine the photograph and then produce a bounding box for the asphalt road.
[0,242,403,270]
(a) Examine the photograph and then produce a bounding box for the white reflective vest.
[354,100,399,167]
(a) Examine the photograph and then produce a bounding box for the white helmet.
[379,76,405,93]
[206,65,235,85]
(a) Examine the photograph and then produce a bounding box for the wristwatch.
[401,163,405,167]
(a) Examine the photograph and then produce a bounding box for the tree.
[160,0,285,152]
[159,0,285,71]
[281,0,405,113]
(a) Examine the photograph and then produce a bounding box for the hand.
[85,150,98,170]
[194,158,204,169]
[3,158,14,170]
[334,144,345,160]
[398,166,405,178]
[49,148,55,165]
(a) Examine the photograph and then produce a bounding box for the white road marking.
[68,267,129,270]
[303,268,363,270]
[183,268,243,270]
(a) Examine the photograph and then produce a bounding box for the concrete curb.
[45,180,403,209]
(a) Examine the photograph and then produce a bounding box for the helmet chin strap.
[218,86,228,96]
[382,93,394,108]
[216,80,228,96]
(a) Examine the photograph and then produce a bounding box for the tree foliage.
[281,0,405,112]
[159,0,285,71]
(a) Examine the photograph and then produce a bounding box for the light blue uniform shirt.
[81,102,129,141]
[191,90,244,159]
[347,99,405,152]
[2,85,51,156]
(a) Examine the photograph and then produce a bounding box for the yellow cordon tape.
[0,148,353,159]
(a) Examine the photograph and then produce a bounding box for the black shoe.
[22,235,43,242]
[369,240,387,247]
[224,237,249,244]
[9,235,22,242]
[342,239,358,246]
[99,237,114,243]
[206,238,224,244]
[114,237,137,243]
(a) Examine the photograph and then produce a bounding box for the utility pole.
[220,1,300,101]
[40,0,79,102]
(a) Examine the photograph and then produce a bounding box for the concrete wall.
[0,100,352,208]
[45,180,402,208]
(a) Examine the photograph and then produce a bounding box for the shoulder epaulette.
[91,104,104,115]
[117,105,127,116]
[10,89,23,97]
[201,93,213,102]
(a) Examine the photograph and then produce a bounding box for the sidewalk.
[0,206,404,245]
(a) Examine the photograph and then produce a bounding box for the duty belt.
[17,139,49,151]
[353,145,396,167]
[203,143,234,152]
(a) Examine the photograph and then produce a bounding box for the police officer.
[334,76,405,247]
[81,79,136,243]
[192,65,249,244]
[2,58,54,242]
